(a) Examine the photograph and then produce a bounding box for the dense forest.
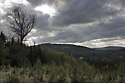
[0,31,125,83]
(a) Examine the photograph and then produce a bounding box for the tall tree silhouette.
[7,7,36,46]
[0,31,6,42]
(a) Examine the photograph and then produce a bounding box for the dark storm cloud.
[50,0,124,26]
[99,16,125,38]
[38,14,125,44]
[20,0,125,27]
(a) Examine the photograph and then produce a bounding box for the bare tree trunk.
[21,37,23,46]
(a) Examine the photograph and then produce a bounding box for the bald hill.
[40,43,125,59]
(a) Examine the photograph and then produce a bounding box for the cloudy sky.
[0,0,125,48]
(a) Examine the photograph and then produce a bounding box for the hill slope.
[40,43,92,55]
[95,46,125,50]
[40,43,125,59]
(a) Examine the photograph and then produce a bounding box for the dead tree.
[7,7,36,46]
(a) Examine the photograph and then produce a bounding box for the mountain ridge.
[39,43,125,59]
[94,46,125,50]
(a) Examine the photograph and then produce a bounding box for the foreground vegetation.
[0,61,124,83]
[0,32,125,83]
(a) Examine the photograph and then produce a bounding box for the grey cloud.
[99,16,125,38]
[27,0,61,7]
[27,0,43,6]
[36,13,50,29]
[50,0,124,26]
[27,0,68,7]
[37,14,125,44]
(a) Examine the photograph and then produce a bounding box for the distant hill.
[40,43,93,55]
[39,43,125,59]
[95,46,125,50]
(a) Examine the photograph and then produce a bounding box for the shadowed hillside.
[41,43,92,55]
[95,46,125,50]
[40,43,125,59]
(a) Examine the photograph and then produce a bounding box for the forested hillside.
[40,43,125,59]
[0,32,125,83]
